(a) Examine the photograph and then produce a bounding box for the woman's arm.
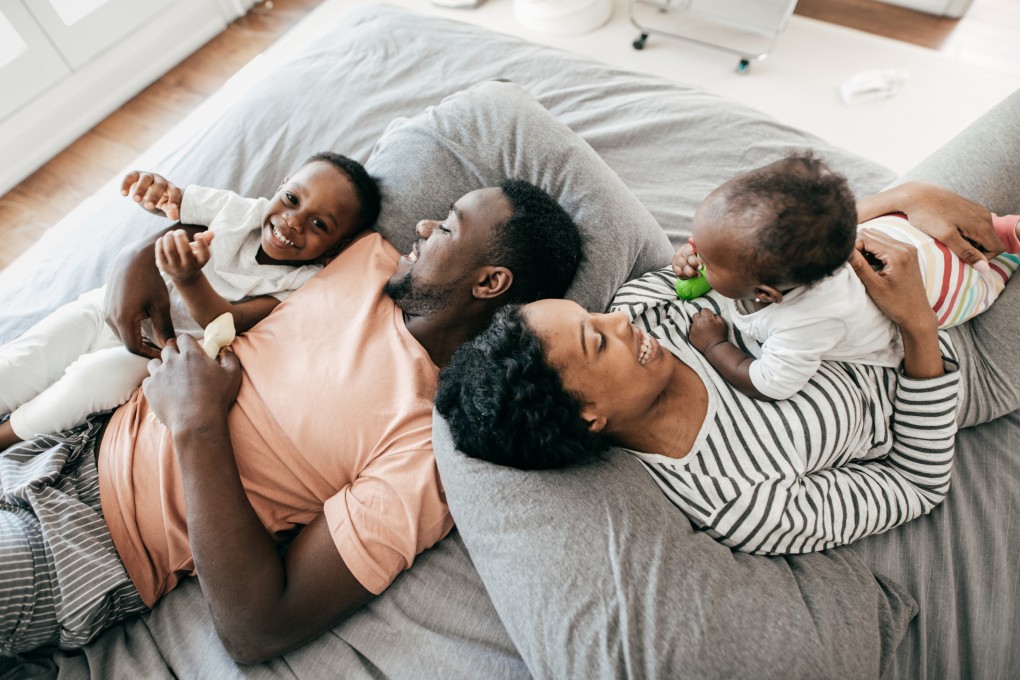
[857,181,1003,271]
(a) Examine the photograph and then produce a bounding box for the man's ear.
[754,284,785,304]
[580,405,607,434]
[473,266,513,300]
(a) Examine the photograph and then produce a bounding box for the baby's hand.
[122,170,183,221]
[672,242,703,279]
[155,229,213,283]
[689,308,728,354]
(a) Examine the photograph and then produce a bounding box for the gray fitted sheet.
[1,5,1017,679]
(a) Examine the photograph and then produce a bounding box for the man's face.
[385,187,512,315]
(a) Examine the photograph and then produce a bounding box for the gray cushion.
[433,413,917,679]
[365,80,675,312]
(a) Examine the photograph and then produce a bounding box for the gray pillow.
[365,80,674,312]
[433,413,917,679]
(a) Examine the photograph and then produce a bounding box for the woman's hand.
[689,308,729,353]
[142,335,242,433]
[851,228,943,379]
[857,181,1001,271]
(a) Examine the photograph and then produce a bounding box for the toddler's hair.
[721,150,857,287]
[304,151,382,232]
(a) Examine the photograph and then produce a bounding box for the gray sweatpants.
[0,414,146,656]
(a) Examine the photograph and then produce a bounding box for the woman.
[436,182,1019,555]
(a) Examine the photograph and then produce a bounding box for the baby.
[674,151,1020,400]
[0,151,380,449]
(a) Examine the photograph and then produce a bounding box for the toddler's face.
[258,161,361,264]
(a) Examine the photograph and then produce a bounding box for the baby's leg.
[8,347,150,440]
[861,214,1014,328]
[0,287,117,415]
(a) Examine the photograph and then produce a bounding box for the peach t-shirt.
[98,232,452,606]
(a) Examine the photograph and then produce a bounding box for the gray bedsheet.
[1,5,1017,679]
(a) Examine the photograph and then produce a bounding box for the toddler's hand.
[672,242,703,279]
[122,170,183,221]
[689,308,728,354]
[156,229,213,283]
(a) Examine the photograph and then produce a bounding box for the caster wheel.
[736,58,750,74]
[633,33,648,50]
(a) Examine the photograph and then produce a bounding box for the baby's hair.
[721,150,857,287]
[303,151,382,232]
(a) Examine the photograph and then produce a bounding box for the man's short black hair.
[435,305,607,469]
[305,151,382,232]
[721,150,857,287]
[489,179,583,303]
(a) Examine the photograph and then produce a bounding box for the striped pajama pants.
[864,214,1020,328]
[0,414,146,656]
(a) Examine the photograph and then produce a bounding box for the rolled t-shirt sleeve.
[323,446,454,595]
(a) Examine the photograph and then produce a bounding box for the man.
[0,180,581,662]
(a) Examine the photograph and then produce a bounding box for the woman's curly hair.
[435,305,609,470]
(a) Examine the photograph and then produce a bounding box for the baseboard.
[0,2,233,197]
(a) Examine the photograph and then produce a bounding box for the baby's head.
[260,151,381,265]
[690,151,857,302]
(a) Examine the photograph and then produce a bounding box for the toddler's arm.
[156,229,280,333]
[688,310,773,400]
[122,170,185,221]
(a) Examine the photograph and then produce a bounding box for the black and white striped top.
[615,268,960,555]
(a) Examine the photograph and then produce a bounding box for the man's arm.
[105,223,205,358]
[143,336,373,663]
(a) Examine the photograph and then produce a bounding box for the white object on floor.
[513,0,613,34]
[839,68,910,106]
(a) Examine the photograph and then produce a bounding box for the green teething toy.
[675,269,712,300]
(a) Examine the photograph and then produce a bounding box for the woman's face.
[523,299,675,434]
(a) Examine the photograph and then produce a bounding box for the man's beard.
[384,270,456,317]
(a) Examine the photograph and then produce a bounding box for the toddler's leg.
[0,287,118,415]
[8,347,150,440]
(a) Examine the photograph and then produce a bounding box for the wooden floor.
[0,0,1017,271]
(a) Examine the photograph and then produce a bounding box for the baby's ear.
[754,284,785,304]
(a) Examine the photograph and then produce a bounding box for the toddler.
[0,151,380,449]
[674,151,1020,400]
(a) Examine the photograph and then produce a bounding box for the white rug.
[276,0,1019,175]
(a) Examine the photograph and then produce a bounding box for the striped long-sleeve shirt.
[615,268,960,555]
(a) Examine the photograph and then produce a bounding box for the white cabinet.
[0,0,256,196]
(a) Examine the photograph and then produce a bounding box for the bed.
[2,4,1018,679]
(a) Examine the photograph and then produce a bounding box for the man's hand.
[143,335,241,430]
[689,308,729,353]
[122,170,184,221]
[105,238,177,359]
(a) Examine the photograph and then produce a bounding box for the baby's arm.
[122,170,185,221]
[156,229,280,333]
[688,310,772,400]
